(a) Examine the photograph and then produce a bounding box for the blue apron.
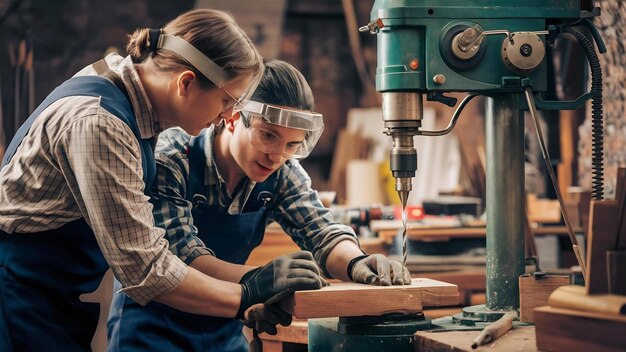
[0,75,156,351]
[107,131,277,352]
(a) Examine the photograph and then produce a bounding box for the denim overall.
[0,76,155,351]
[107,130,277,351]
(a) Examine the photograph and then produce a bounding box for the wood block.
[527,194,561,224]
[519,274,570,323]
[253,319,309,345]
[548,285,626,315]
[614,168,626,249]
[414,326,536,352]
[534,306,626,352]
[586,200,620,294]
[279,278,458,319]
[607,250,626,295]
[423,270,485,306]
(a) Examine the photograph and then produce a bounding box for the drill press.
[366,0,603,315]
[310,1,605,350]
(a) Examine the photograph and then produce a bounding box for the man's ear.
[225,112,241,133]
[176,70,196,96]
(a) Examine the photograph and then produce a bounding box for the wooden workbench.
[414,326,537,351]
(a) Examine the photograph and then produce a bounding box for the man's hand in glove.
[237,251,328,318]
[241,303,291,335]
[349,254,411,286]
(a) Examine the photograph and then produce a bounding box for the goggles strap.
[156,34,234,87]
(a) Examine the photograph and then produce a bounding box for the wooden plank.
[548,285,626,315]
[534,306,626,352]
[252,319,309,345]
[558,109,578,203]
[414,326,536,352]
[422,270,485,306]
[279,278,458,319]
[615,168,626,249]
[607,250,626,295]
[586,200,620,294]
[519,274,570,323]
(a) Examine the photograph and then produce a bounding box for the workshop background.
[0,0,624,197]
[1,1,626,351]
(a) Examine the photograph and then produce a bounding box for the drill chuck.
[389,134,417,193]
[381,92,421,204]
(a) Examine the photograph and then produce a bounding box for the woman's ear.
[224,112,241,133]
[176,70,196,96]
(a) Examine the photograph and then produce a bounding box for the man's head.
[223,60,323,182]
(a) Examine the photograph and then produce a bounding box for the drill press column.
[485,94,525,310]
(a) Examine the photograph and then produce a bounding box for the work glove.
[349,254,411,286]
[241,291,293,335]
[237,251,328,318]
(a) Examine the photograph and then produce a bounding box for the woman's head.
[127,9,263,135]
[221,60,323,183]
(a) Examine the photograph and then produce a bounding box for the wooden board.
[519,274,570,323]
[252,319,309,345]
[586,200,621,294]
[423,270,485,306]
[534,306,626,352]
[279,278,458,319]
[607,250,626,295]
[414,326,536,352]
[548,285,626,315]
[614,168,626,249]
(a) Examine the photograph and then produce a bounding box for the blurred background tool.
[422,196,482,218]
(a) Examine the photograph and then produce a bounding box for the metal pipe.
[485,94,525,311]
[418,93,480,137]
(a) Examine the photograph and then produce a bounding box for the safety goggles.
[157,34,261,111]
[240,101,324,159]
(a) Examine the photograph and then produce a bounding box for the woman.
[0,10,325,351]
[108,60,410,351]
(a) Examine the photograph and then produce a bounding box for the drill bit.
[398,190,409,284]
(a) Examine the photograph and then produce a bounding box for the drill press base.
[308,313,431,352]
[428,305,532,332]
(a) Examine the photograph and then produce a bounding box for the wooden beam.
[535,306,626,352]
[279,278,458,319]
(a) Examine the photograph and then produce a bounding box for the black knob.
[520,43,533,57]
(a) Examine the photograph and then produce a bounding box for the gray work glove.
[241,303,291,335]
[237,251,328,318]
[349,254,411,286]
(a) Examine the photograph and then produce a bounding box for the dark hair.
[251,60,314,111]
[126,9,263,89]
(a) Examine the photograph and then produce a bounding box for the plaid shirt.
[0,53,187,305]
[153,126,358,275]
